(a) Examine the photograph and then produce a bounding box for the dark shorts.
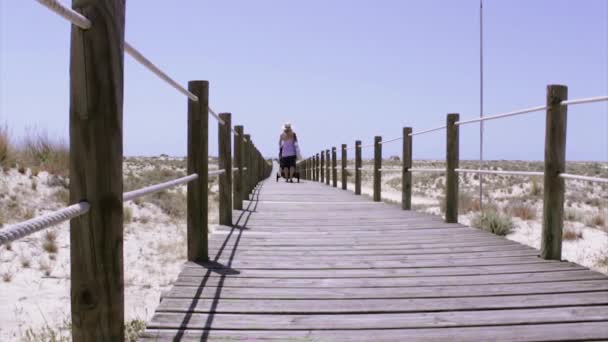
[280,155,297,169]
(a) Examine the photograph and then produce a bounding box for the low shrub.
[506,202,536,220]
[563,228,583,240]
[472,211,514,236]
[586,213,606,228]
[0,124,13,167]
[20,129,69,176]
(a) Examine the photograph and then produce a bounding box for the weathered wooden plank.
[163,280,608,299]
[155,292,608,315]
[173,270,607,288]
[147,306,608,330]
[178,262,585,278]
[140,322,608,342]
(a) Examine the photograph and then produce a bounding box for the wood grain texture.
[373,136,382,201]
[445,113,460,223]
[355,140,362,195]
[402,126,412,210]
[141,162,608,341]
[233,126,244,210]
[341,144,347,190]
[69,1,125,340]
[332,147,338,187]
[187,81,209,263]
[218,113,232,225]
[541,84,568,260]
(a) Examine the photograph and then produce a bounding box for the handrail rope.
[35,0,237,129]
[0,202,90,245]
[409,125,447,137]
[123,174,198,202]
[456,105,547,126]
[207,107,227,126]
[559,173,608,184]
[124,43,198,102]
[410,168,445,173]
[561,95,608,106]
[455,168,544,177]
[36,0,91,29]
[380,137,403,144]
[208,169,226,176]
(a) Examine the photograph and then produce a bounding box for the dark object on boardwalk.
[277,169,300,183]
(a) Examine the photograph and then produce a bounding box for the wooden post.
[320,151,325,183]
[373,136,382,201]
[186,81,209,262]
[233,126,244,210]
[541,84,568,260]
[315,154,320,181]
[355,140,362,195]
[402,127,413,210]
[69,1,125,339]
[326,149,330,185]
[445,113,460,223]
[218,113,232,226]
[332,147,337,187]
[244,134,252,198]
[341,144,347,190]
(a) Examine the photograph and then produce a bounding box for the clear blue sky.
[1,1,606,161]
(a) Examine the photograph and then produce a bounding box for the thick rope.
[0,202,90,245]
[35,0,91,29]
[456,168,544,177]
[123,174,198,202]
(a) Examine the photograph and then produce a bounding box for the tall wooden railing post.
[315,154,320,181]
[402,127,413,210]
[326,149,331,185]
[341,144,347,190]
[332,147,338,187]
[244,134,252,198]
[69,1,126,339]
[187,81,209,262]
[355,140,362,195]
[445,113,460,223]
[234,126,244,210]
[320,151,325,183]
[541,84,568,260]
[218,113,232,226]
[373,136,382,201]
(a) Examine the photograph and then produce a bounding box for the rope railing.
[456,105,547,126]
[560,173,608,184]
[455,168,544,177]
[561,95,608,106]
[409,125,447,137]
[0,202,90,245]
[379,137,402,145]
[123,174,199,202]
[35,0,237,128]
[410,168,445,173]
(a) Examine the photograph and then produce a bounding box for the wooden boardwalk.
[140,171,608,341]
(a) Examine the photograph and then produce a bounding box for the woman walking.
[279,123,300,183]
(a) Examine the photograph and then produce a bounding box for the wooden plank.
[147,306,608,330]
[163,280,608,299]
[140,322,608,342]
[69,1,125,340]
[173,270,607,288]
[178,262,586,278]
[156,292,608,315]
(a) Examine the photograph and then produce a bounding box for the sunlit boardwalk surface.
[140,170,608,341]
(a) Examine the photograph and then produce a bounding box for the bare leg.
[289,166,295,180]
[283,167,289,182]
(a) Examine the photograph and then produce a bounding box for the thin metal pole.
[479,0,484,210]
